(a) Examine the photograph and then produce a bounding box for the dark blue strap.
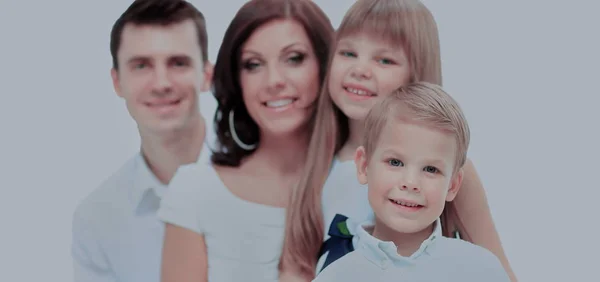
[317,214,355,272]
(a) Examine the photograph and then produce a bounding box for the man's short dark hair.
[110,0,208,69]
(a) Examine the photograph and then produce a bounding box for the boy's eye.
[388,159,403,167]
[424,166,439,174]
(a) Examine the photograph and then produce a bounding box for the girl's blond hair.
[281,0,471,278]
[338,0,442,84]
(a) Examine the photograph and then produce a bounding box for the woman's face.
[239,19,320,138]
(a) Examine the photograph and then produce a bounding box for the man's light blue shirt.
[71,93,217,282]
[71,153,167,282]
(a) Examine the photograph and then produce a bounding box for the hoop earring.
[228,110,257,151]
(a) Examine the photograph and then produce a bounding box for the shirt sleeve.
[468,245,512,282]
[71,210,116,282]
[312,253,363,282]
[482,251,512,282]
[157,163,206,234]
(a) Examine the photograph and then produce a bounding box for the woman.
[158,0,334,281]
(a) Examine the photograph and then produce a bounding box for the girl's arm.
[161,223,208,282]
[455,159,518,282]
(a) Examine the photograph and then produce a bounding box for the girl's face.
[239,19,320,138]
[328,32,411,121]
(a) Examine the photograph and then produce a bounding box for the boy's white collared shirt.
[356,218,442,269]
[312,218,511,282]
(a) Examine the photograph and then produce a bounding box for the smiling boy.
[313,82,510,282]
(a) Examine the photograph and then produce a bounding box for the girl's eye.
[339,51,356,58]
[378,58,395,65]
[424,166,439,174]
[388,159,403,167]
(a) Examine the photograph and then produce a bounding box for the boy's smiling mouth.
[389,198,424,211]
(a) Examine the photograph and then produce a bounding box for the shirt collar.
[130,153,167,214]
[128,137,212,214]
[355,218,442,268]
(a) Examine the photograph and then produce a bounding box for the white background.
[1,0,598,281]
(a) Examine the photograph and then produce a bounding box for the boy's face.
[111,19,213,135]
[328,33,411,121]
[355,119,463,234]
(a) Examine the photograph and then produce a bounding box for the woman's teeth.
[265,98,295,108]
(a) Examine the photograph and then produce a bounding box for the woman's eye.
[287,53,305,65]
[242,60,261,71]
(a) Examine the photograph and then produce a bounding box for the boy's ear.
[355,146,368,185]
[200,61,214,93]
[111,68,123,98]
[445,168,464,202]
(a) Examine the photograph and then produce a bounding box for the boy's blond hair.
[363,82,470,173]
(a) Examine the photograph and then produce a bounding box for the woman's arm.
[455,159,518,282]
[161,223,208,282]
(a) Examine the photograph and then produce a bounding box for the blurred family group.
[71,0,517,282]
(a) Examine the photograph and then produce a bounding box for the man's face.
[111,19,212,134]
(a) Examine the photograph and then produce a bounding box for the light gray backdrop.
[0,0,598,281]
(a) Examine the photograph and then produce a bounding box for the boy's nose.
[399,171,421,193]
[400,184,421,193]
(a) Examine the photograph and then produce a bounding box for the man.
[71,1,213,281]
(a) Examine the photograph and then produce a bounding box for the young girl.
[279,0,518,281]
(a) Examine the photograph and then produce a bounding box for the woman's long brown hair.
[208,0,335,276]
